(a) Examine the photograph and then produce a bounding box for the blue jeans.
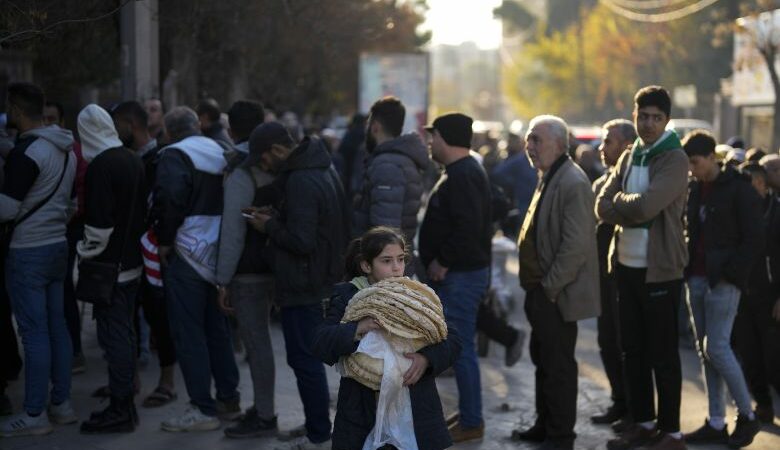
[687,276,753,418]
[6,241,71,415]
[430,267,489,428]
[281,304,331,443]
[164,255,239,416]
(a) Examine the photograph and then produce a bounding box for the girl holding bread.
[312,226,461,450]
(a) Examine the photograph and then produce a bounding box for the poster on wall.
[359,52,430,134]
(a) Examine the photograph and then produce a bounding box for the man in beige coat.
[513,115,600,450]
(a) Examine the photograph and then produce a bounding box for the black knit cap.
[243,121,294,167]
[425,113,473,148]
[250,122,294,153]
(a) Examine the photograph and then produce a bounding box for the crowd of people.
[0,81,777,450]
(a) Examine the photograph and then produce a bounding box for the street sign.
[673,85,697,109]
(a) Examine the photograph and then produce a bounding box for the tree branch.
[0,0,134,45]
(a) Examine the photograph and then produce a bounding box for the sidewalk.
[3,264,780,449]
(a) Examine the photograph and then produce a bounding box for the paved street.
[3,258,780,450]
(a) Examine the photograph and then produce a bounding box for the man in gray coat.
[352,96,428,257]
[513,115,600,450]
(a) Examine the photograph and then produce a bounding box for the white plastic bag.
[357,331,419,450]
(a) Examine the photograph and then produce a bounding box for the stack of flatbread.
[341,277,448,390]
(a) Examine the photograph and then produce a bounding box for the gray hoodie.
[0,125,77,248]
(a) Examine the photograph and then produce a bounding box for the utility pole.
[120,0,160,101]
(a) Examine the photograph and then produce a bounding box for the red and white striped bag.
[141,229,163,287]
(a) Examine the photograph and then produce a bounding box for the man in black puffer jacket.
[353,97,429,259]
[245,122,349,450]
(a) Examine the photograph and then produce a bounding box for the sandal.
[142,386,178,408]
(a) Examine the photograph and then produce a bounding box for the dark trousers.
[734,293,780,407]
[616,264,682,433]
[524,286,578,441]
[597,273,627,410]
[477,292,519,348]
[163,255,239,416]
[63,221,83,355]
[94,279,139,399]
[0,260,22,392]
[136,278,176,368]
[281,304,332,444]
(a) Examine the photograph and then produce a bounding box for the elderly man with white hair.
[150,107,241,432]
[512,115,600,450]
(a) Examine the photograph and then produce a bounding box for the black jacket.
[264,137,349,306]
[745,193,780,298]
[686,165,764,290]
[312,282,462,450]
[418,156,492,271]
[82,147,147,274]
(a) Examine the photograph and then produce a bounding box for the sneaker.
[71,352,86,375]
[273,436,331,450]
[0,394,12,416]
[48,400,78,425]
[591,403,628,425]
[277,424,307,442]
[645,434,687,450]
[505,328,526,367]
[161,406,221,432]
[728,414,761,449]
[217,397,242,421]
[0,412,53,437]
[607,424,658,450]
[684,419,727,444]
[755,404,775,424]
[612,417,634,434]
[449,421,484,443]
[539,439,574,450]
[224,407,278,439]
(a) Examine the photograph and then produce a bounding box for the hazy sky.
[423,0,503,49]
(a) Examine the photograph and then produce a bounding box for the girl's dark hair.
[344,226,407,279]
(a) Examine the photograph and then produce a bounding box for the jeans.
[734,292,780,407]
[525,286,578,440]
[430,267,489,428]
[6,241,71,415]
[597,272,627,411]
[231,275,275,419]
[164,254,239,416]
[687,276,754,418]
[94,279,139,399]
[616,264,682,433]
[281,304,331,443]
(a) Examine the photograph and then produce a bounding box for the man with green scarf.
[597,86,690,450]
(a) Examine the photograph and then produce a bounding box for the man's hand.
[403,353,429,386]
[242,206,272,233]
[427,259,448,282]
[158,245,172,267]
[217,286,233,315]
[773,299,780,322]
